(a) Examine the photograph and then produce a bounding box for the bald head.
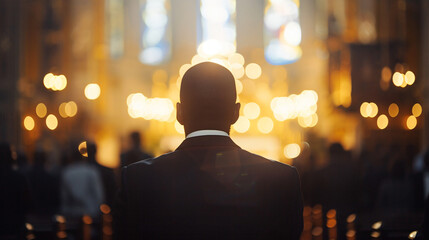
[177,62,240,134]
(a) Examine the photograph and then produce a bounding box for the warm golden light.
[191,54,206,65]
[412,103,422,117]
[58,103,68,118]
[347,214,356,223]
[230,63,245,79]
[174,121,185,134]
[54,75,67,91]
[284,143,301,159]
[65,101,78,117]
[368,102,378,118]
[127,94,174,121]
[405,71,415,85]
[257,117,273,134]
[372,221,382,230]
[381,66,392,82]
[371,231,380,238]
[23,116,35,131]
[298,113,318,128]
[406,116,417,130]
[245,63,262,79]
[243,102,260,120]
[233,116,250,133]
[179,64,191,76]
[43,73,55,89]
[409,230,418,239]
[85,84,101,100]
[360,102,369,117]
[36,103,47,118]
[43,73,67,91]
[392,72,404,87]
[235,80,243,94]
[78,141,88,157]
[228,53,245,66]
[388,103,399,117]
[377,114,388,129]
[46,114,58,130]
[271,90,318,121]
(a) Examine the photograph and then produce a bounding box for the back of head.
[86,142,97,162]
[130,131,141,148]
[33,150,47,166]
[179,62,238,132]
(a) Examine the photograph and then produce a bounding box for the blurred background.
[1,0,429,239]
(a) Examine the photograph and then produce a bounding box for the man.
[115,62,303,239]
[60,144,104,218]
[120,131,153,167]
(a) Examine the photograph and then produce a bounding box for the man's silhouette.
[114,62,303,239]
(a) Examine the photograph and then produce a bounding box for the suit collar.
[176,135,241,151]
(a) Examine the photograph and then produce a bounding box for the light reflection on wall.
[139,0,171,65]
[197,0,236,58]
[264,0,302,65]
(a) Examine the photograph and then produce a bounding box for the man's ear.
[231,102,240,125]
[176,102,184,125]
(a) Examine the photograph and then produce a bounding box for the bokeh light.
[228,53,245,66]
[298,113,318,128]
[85,84,101,100]
[392,72,404,87]
[377,114,388,129]
[243,102,260,120]
[271,90,318,121]
[23,116,35,131]
[381,66,392,82]
[46,114,58,130]
[43,73,67,91]
[245,63,262,79]
[127,93,174,121]
[78,141,88,157]
[233,116,250,133]
[257,117,273,134]
[406,116,417,130]
[58,103,68,118]
[388,103,399,117]
[65,101,78,117]
[360,102,378,118]
[412,103,422,117]
[174,120,185,134]
[230,64,245,79]
[284,143,301,159]
[404,71,415,85]
[36,103,47,118]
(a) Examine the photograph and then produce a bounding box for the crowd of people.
[1,136,429,239]
[0,131,153,240]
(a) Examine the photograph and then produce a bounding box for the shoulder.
[239,149,298,175]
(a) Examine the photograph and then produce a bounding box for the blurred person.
[60,144,104,218]
[376,157,414,212]
[115,62,303,239]
[120,131,153,167]
[0,142,30,240]
[314,143,357,238]
[27,150,60,216]
[87,142,117,207]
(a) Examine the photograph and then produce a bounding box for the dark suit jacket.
[114,136,303,240]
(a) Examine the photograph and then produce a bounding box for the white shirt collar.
[186,129,229,139]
